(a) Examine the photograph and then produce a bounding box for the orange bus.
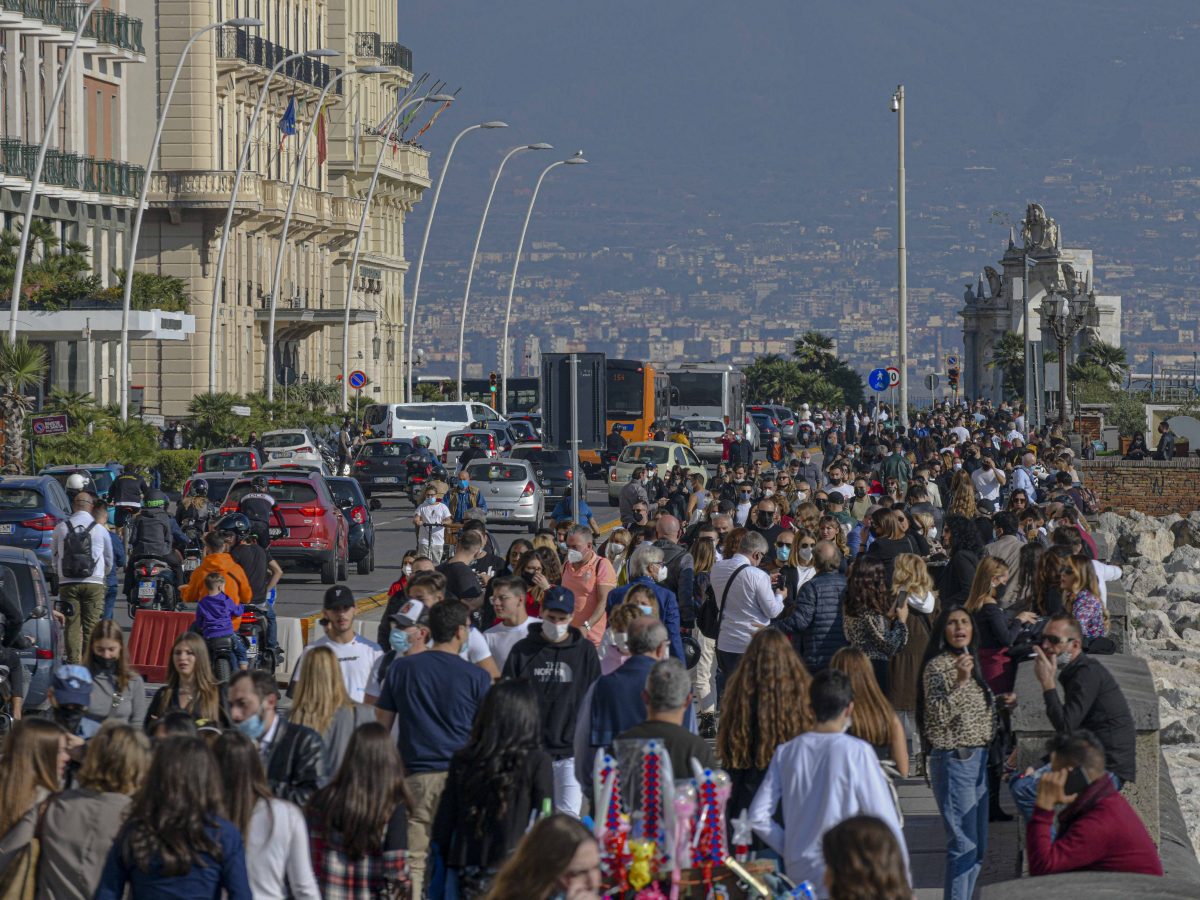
[580,359,670,473]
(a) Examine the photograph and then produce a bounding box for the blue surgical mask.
[236,713,265,741]
[638,604,654,616]
[389,628,411,655]
[775,546,791,563]
[458,479,468,489]
[424,496,436,505]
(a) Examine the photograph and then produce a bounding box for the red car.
[222,472,349,584]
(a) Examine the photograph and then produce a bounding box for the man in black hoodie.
[124,491,185,598]
[502,585,601,816]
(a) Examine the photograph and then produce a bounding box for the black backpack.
[62,522,99,579]
[697,564,749,641]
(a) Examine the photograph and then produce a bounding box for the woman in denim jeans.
[917,608,997,900]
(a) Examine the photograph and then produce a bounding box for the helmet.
[215,512,252,539]
[65,473,86,492]
[191,478,209,498]
[252,475,269,492]
[415,435,431,449]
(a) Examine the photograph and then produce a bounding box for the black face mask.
[92,657,118,674]
[854,487,866,498]
[994,582,1008,601]
[756,513,774,528]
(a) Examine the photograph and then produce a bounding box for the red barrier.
[128,610,195,684]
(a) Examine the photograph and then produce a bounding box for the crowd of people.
[0,396,1170,899]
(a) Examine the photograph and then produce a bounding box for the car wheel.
[357,548,372,576]
[320,557,337,584]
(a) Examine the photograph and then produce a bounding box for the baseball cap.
[390,599,430,629]
[323,585,356,610]
[826,492,845,506]
[541,585,576,615]
[52,664,93,707]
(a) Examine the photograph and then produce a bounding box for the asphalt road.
[270,476,622,621]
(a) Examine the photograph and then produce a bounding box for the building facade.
[126,0,425,416]
[959,202,1122,416]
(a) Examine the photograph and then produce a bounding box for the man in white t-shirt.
[484,574,540,670]
[291,585,382,703]
[413,485,451,560]
[969,455,1006,513]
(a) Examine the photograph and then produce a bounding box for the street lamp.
[206,44,340,394]
[405,121,509,402]
[8,0,104,342]
[113,17,264,420]
[499,152,587,415]
[264,65,387,401]
[1043,287,1093,429]
[455,142,553,400]
[890,84,908,428]
[340,91,456,411]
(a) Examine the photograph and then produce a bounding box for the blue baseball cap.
[541,585,576,615]
[52,664,93,707]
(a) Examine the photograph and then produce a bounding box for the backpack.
[62,521,99,578]
[1071,485,1100,516]
[697,564,749,641]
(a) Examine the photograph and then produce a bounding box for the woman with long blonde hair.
[0,718,68,846]
[830,647,909,777]
[717,629,814,826]
[289,645,374,775]
[946,469,977,519]
[145,631,228,732]
[1061,553,1105,639]
[887,553,937,770]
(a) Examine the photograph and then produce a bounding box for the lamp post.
[205,43,340,395]
[340,91,456,411]
[8,0,104,342]
[405,121,509,402]
[890,84,908,428]
[455,142,552,400]
[264,65,386,401]
[499,153,587,416]
[1042,287,1092,429]
[114,17,264,420]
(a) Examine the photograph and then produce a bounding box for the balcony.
[352,31,380,59]
[327,130,429,196]
[216,27,342,96]
[0,0,98,45]
[83,8,144,57]
[257,178,328,227]
[146,169,262,213]
[330,195,366,233]
[381,42,412,74]
[0,138,144,201]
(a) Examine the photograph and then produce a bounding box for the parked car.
[196,447,262,474]
[607,441,707,504]
[39,464,121,501]
[351,438,414,497]
[326,477,379,575]
[442,429,498,469]
[678,416,729,462]
[507,445,574,502]
[463,459,544,533]
[0,547,59,711]
[181,473,240,507]
[260,428,323,466]
[222,473,349,584]
[0,476,73,588]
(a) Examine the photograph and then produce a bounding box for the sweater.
[95,817,251,900]
[181,552,253,606]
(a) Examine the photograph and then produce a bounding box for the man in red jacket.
[1028,730,1162,877]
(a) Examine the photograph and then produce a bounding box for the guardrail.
[381,42,412,71]
[352,30,380,58]
[0,138,144,198]
[217,27,342,94]
[84,8,144,52]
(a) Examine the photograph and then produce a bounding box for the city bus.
[663,363,746,428]
[580,359,669,473]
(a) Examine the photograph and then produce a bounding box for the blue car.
[326,477,379,575]
[0,546,62,710]
[0,476,73,589]
[39,463,122,501]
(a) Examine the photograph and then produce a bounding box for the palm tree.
[187,392,240,449]
[43,389,107,431]
[792,331,837,373]
[986,331,1026,399]
[0,338,48,472]
[1072,339,1128,385]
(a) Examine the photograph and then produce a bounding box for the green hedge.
[155,449,203,492]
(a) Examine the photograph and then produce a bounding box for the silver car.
[0,546,59,712]
[682,416,728,462]
[465,459,544,533]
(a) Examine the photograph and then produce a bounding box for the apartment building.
[127,0,426,416]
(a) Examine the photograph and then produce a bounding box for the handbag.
[0,797,52,900]
[696,564,749,640]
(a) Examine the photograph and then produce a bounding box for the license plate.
[269,526,288,539]
[137,582,155,599]
[499,510,510,518]
[375,476,399,484]
[0,524,12,534]
[271,450,294,459]
[183,557,199,572]
[245,635,258,659]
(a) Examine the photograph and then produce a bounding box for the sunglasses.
[1040,634,1075,646]
[798,542,816,549]
[775,541,793,548]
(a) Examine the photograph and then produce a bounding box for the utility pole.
[892,85,908,428]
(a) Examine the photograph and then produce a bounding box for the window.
[0,563,41,618]
[619,445,670,465]
[359,440,411,458]
[671,372,724,408]
[472,404,499,422]
[393,405,468,423]
[0,489,42,510]
[201,450,256,471]
[261,432,307,449]
[467,464,527,483]
[510,448,571,466]
[683,448,701,467]
[227,480,319,504]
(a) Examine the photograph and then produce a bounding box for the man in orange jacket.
[181,530,253,608]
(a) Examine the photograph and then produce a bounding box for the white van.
[362,402,504,451]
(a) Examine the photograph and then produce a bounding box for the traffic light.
[948,367,960,388]
[488,372,498,392]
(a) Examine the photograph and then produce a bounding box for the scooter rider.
[110,465,149,527]
[124,491,186,599]
[176,478,217,533]
[218,513,283,660]
[237,474,276,549]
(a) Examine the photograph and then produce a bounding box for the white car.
[681,416,728,462]
[260,428,323,466]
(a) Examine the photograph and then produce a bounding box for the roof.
[0,475,54,487]
[0,545,42,565]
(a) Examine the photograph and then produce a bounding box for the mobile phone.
[1063,767,1090,796]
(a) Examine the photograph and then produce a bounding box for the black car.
[326,477,379,575]
[508,445,575,502]
[351,439,414,497]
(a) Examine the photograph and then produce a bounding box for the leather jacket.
[265,718,325,806]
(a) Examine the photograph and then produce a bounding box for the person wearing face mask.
[849,477,873,523]
[748,498,784,562]
[559,524,617,648]
[447,469,487,524]
[650,514,696,629]
[83,620,148,731]
[603,545,685,662]
[618,467,651,527]
[794,453,820,495]
[364,600,432,706]
[413,486,452,560]
[502,586,601,817]
[733,484,754,527]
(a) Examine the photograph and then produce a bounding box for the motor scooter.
[127,558,180,619]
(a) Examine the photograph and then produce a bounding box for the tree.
[792,331,837,373]
[0,338,48,472]
[99,269,190,312]
[986,331,1026,400]
[43,389,108,431]
[1107,392,1147,437]
[187,392,241,449]
[1070,339,1128,386]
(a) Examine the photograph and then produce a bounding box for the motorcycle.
[0,606,44,734]
[406,453,446,505]
[206,634,240,683]
[237,603,276,673]
[127,558,181,619]
[180,526,204,578]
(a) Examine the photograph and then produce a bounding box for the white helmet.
[66,473,86,491]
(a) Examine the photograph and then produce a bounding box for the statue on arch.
[1021,202,1061,252]
[983,266,1003,299]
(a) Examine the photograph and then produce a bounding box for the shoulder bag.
[696,564,750,641]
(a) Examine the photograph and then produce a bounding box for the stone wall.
[1077,458,1200,517]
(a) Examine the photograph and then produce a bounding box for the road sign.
[886,366,901,387]
[924,373,940,391]
[946,353,960,368]
[868,368,889,392]
[348,370,367,389]
[30,414,68,436]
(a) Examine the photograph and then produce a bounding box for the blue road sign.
[348,370,367,389]
[868,368,889,392]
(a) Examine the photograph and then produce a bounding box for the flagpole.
[405,120,508,403]
[265,66,386,402]
[206,44,339,396]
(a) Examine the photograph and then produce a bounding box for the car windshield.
[227,481,319,504]
[262,433,306,449]
[510,448,571,465]
[689,419,724,432]
[448,433,486,450]
[359,441,412,458]
[467,464,528,483]
[0,489,42,510]
[203,451,255,471]
[86,470,115,493]
[327,480,361,506]
[619,445,670,465]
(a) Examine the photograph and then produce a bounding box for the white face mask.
[566,549,584,564]
[403,564,413,577]
[606,543,626,559]
[653,566,668,583]
[762,489,774,497]
[543,621,569,642]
